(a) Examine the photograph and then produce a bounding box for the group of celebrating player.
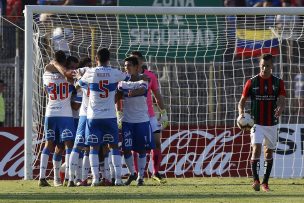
[38,48,169,187]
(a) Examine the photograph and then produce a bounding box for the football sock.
[111,149,122,181]
[108,150,115,180]
[89,149,100,183]
[65,148,72,180]
[251,159,260,181]
[104,151,111,180]
[39,148,50,179]
[133,151,138,173]
[82,151,90,181]
[76,152,83,181]
[124,153,135,174]
[138,153,146,179]
[152,149,161,174]
[69,148,80,181]
[53,152,62,181]
[262,159,273,184]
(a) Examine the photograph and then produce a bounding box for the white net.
[29,7,304,179]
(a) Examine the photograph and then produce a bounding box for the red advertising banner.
[0,128,24,180]
[155,127,252,177]
[1,125,303,179]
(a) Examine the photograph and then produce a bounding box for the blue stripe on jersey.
[89,82,118,92]
[78,80,87,88]
[56,84,75,94]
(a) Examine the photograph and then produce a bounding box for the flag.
[235,29,279,58]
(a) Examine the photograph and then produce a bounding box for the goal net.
[24,6,304,180]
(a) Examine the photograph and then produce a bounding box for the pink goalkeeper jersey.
[143,69,159,117]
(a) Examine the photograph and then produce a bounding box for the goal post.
[24,5,304,180]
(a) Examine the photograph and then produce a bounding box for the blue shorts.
[122,121,155,152]
[85,118,118,146]
[44,116,76,144]
[74,116,87,147]
[74,118,79,129]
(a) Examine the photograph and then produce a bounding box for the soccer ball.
[237,113,254,130]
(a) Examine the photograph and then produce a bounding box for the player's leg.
[103,118,123,186]
[122,122,137,185]
[38,117,56,187]
[134,121,152,186]
[86,119,102,186]
[53,144,64,187]
[38,140,54,187]
[69,116,86,186]
[149,116,166,183]
[250,124,263,191]
[261,125,277,192]
[101,145,112,186]
[79,147,90,186]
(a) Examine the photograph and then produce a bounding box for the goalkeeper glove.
[116,111,123,130]
[159,109,169,129]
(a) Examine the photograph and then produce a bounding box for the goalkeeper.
[238,54,286,192]
[130,51,168,183]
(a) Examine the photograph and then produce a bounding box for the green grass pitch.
[0,178,304,202]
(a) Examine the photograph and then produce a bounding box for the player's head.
[96,48,110,65]
[130,51,144,68]
[259,53,273,78]
[54,50,66,64]
[78,57,92,68]
[124,56,139,75]
[66,56,79,70]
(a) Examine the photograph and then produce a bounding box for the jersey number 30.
[48,82,69,100]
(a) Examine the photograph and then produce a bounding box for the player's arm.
[71,101,81,111]
[128,86,147,97]
[49,60,75,79]
[238,96,247,116]
[274,79,287,118]
[238,79,251,117]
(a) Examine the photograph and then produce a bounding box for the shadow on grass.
[0,192,304,201]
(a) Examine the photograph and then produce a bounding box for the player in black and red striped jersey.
[238,53,286,192]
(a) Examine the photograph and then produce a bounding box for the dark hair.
[124,56,139,66]
[0,80,4,84]
[78,57,92,68]
[97,48,110,63]
[66,56,79,67]
[131,51,144,59]
[54,50,66,64]
[261,53,273,62]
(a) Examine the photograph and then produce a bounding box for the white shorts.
[250,124,278,149]
[149,116,161,133]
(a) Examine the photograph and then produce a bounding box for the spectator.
[224,0,246,6]
[0,80,6,127]
[0,0,6,16]
[6,0,22,23]
[247,0,281,6]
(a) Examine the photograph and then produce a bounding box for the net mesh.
[31,10,304,178]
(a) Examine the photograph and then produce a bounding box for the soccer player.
[79,48,129,186]
[117,56,152,186]
[130,51,168,183]
[38,50,76,187]
[238,53,286,192]
[68,57,93,187]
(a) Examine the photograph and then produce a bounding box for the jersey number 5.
[99,80,109,98]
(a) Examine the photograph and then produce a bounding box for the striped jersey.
[79,66,128,119]
[43,71,75,117]
[242,74,286,126]
[118,80,149,123]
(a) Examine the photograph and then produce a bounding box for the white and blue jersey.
[79,66,128,146]
[74,67,90,147]
[71,87,82,127]
[118,80,155,151]
[43,71,76,144]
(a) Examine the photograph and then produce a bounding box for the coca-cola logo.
[0,128,24,179]
[147,128,251,177]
